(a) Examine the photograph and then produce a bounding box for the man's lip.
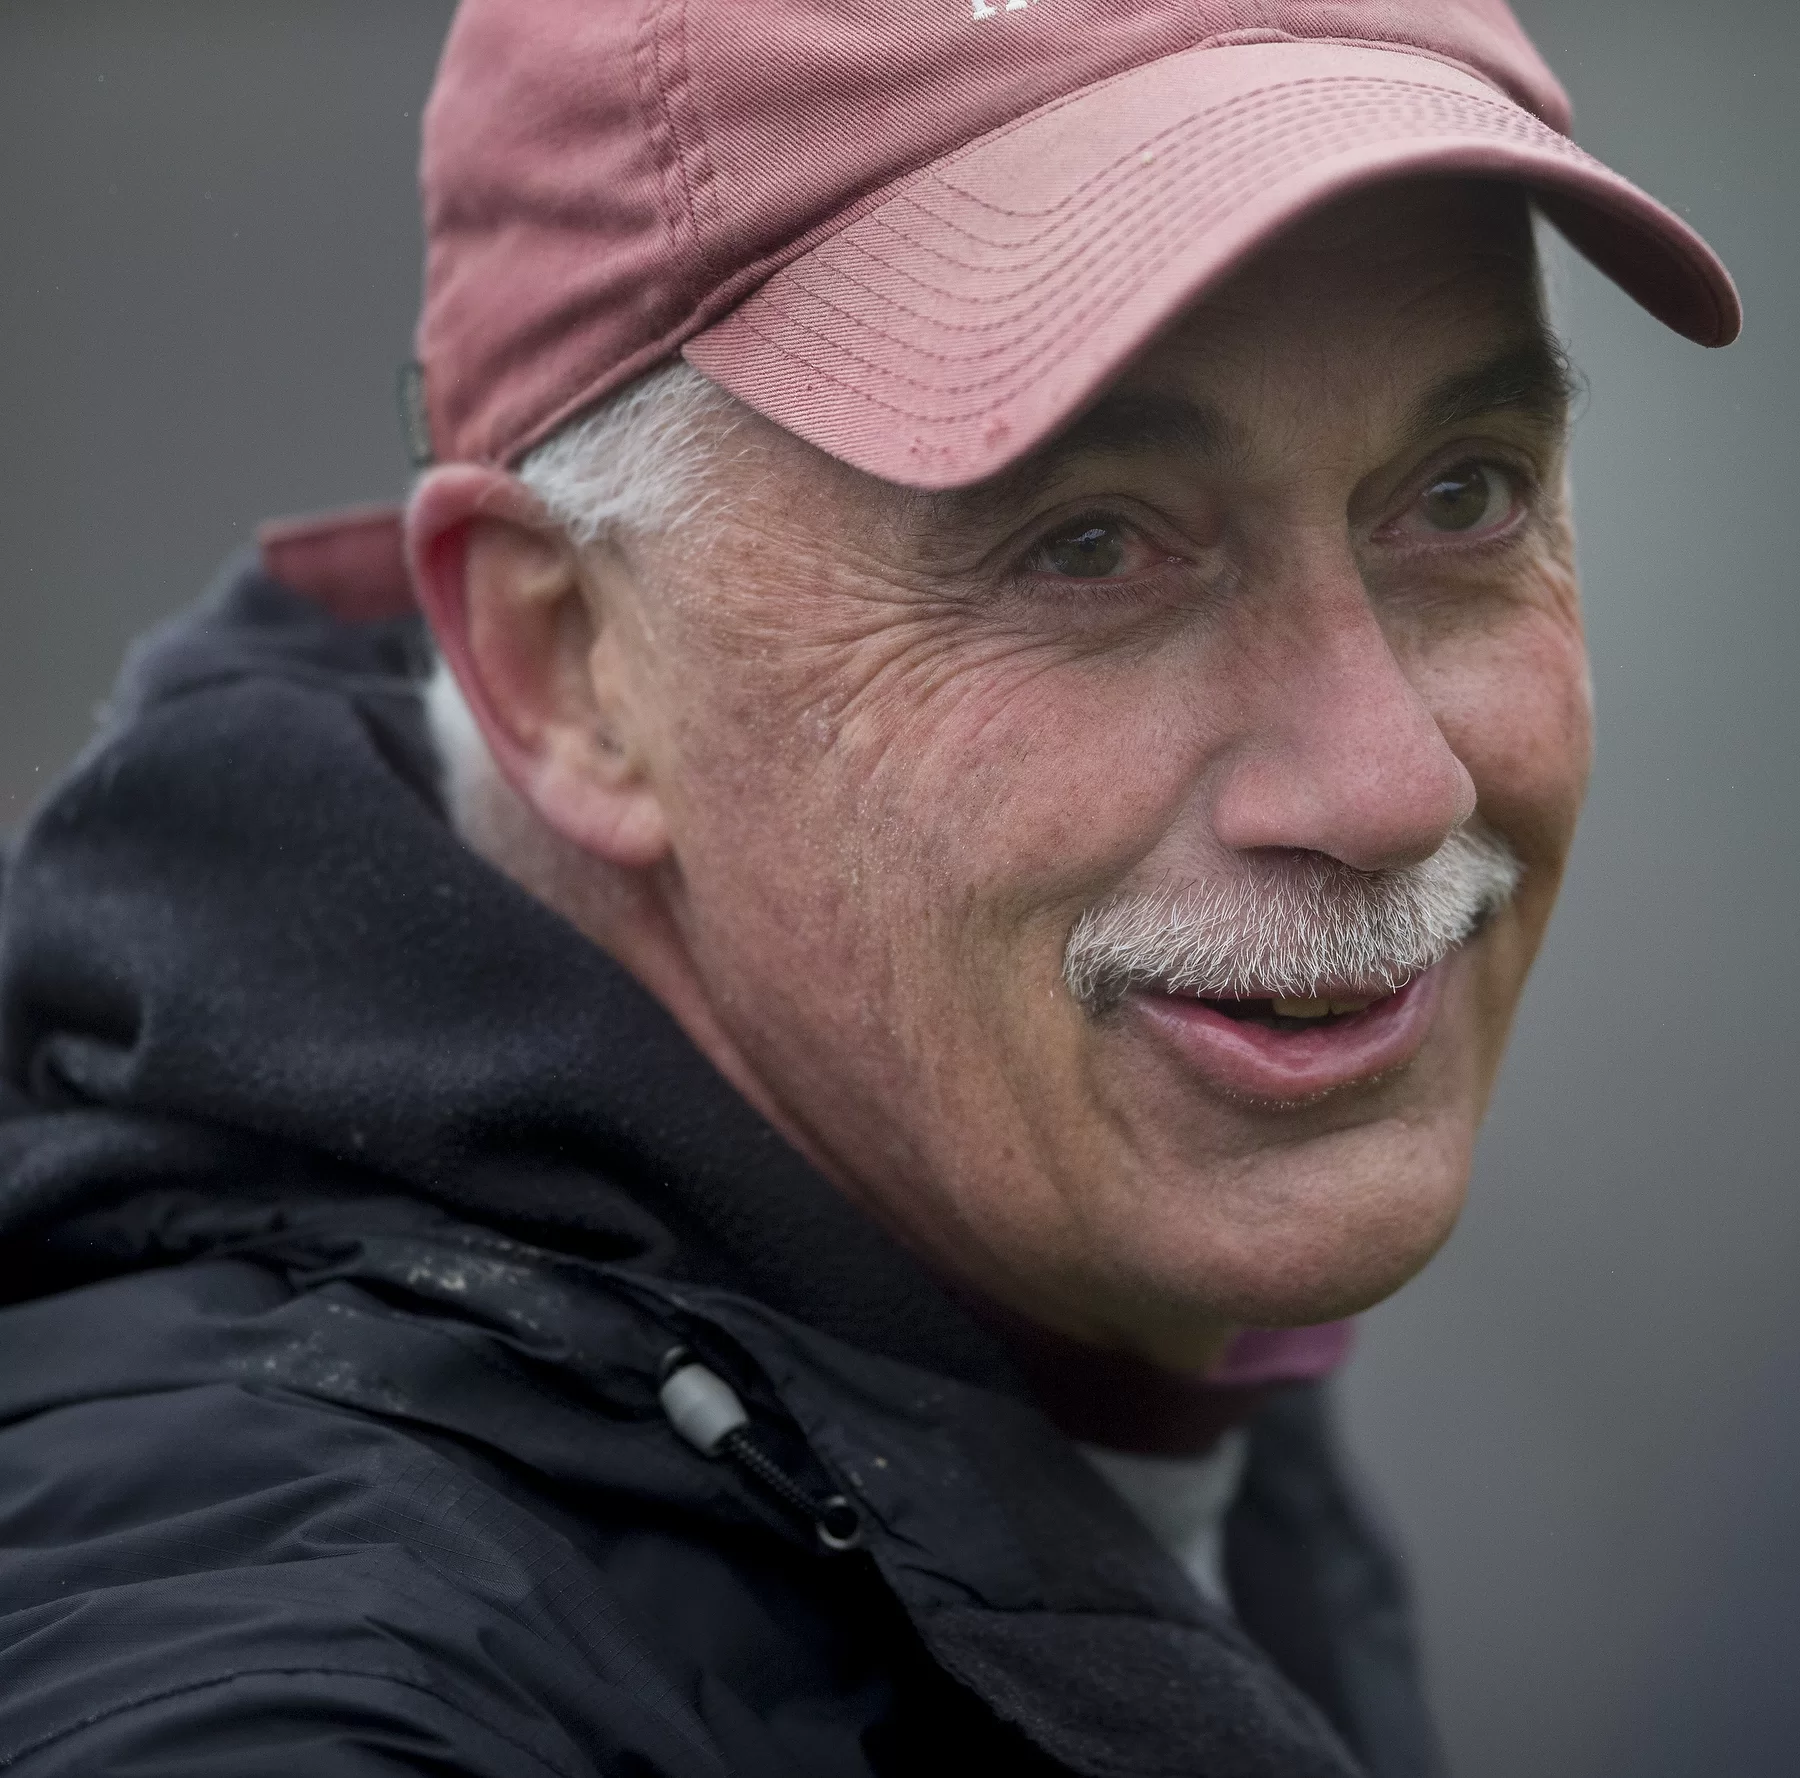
[1127,965,1445,1103]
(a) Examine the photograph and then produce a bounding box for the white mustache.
[1063,825,1523,1012]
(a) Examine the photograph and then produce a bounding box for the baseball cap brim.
[684,40,1739,491]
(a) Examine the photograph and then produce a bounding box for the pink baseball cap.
[415,0,1740,492]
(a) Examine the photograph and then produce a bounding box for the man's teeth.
[1269,994,1380,1019]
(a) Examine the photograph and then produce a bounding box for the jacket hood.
[0,555,1011,1389]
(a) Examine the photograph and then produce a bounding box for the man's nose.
[1206,558,1476,873]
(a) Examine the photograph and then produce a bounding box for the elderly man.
[0,2,1736,1775]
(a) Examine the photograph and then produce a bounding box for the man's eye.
[1039,522,1129,579]
[1411,462,1516,535]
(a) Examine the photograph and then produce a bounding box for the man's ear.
[406,464,670,870]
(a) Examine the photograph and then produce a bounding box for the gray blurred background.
[1,5,1793,1774]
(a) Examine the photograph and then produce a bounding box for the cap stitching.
[633,0,711,310]
[789,116,1722,379]
[934,75,1569,227]
[711,110,1665,434]
[901,100,1580,266]
[919,40,1515,187]
[667,0,731,279]
[744,89,1591,379]
[719,60,1726,397]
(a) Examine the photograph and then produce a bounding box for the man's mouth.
[1180,990,1389,1032]
[1131,968,1447,1102]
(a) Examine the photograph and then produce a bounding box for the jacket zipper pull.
[658,1350,864,1553]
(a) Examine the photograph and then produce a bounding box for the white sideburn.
[1078,1430,1252,1612]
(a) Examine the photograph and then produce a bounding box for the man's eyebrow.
[1038,390,1241,465]
[1407,334,1577,441]
[918,392,1242,528]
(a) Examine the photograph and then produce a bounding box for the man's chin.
[1077,1107,1478,1336]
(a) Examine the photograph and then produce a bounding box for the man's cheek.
[1427,626,1593,855]
[859,664,1217,913]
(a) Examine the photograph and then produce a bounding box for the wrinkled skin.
[412,179,1592,1371]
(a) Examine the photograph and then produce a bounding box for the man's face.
[605,180,1589,1364]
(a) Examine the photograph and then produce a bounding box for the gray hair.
[427,361,739,839]
[1063,825,1523,1012]
[515,359,740,546]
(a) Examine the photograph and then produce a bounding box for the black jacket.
[0,558,1445,1777]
